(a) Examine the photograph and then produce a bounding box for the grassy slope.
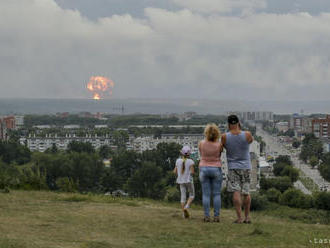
[0,191,329,248]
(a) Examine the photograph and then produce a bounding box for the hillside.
[0,191,328,248]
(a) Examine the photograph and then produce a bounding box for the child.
[174,146,195,218]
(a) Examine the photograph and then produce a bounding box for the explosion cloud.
[87,76,114,100]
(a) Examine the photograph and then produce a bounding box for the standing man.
[221,115,253,224]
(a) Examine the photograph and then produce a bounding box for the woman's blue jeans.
[199,167,222,217]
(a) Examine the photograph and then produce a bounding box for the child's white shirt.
[176,158,194,184]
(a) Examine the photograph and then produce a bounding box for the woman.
[199,123,223,222]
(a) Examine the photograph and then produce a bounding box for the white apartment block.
[20,135,113,152]
[132,134,204,153]
[20,133,205,153]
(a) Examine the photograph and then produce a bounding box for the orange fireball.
[87,76,114,100]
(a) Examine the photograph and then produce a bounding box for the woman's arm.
[173,166,177,175]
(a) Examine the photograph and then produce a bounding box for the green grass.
[0,191,329,248]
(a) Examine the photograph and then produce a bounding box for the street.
[256,126,330,192]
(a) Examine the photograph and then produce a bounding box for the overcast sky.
[1,0,330,101]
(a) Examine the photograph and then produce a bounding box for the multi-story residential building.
[0,115,21,140]
[228,111,274,122]
[289,114,313,136]
[3,116,15,129]
[20,134,115,152]
[312,115,330,139]
[64,125,80,129]
[14,116,24,128]
[132,134,204,153]
[275,121,289,132]
[322,138,330,153]
[0,119,8,140]
[33,125,52,129]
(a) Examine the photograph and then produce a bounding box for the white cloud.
[1,0,330,101]
[170,0,266,13]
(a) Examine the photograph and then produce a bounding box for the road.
[294,180,312,195]
[256,126,330,192]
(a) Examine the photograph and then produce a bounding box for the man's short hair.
[228,115,239,125]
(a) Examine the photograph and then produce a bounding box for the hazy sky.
[1,0,330,100]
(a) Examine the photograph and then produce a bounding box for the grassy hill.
[0,191,328,248]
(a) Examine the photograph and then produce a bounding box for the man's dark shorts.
[227,169,251,195]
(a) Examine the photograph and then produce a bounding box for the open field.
[0,191,329,248]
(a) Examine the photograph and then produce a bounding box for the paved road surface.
[294,180,312,195]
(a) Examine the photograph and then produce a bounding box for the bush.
[127,161,166,199]
[56,177,78,192]
[275,155,292,165]
[19,166,48,190]
[280,166,299,183]
[273,162,291,176]
[164,186,180,202]
[279,188,314,209]
[266,188,281,203]
[221,187,233,208]
[319,162,330,182]
[314,192,330,210]
[250,193,269,211]
[300,194,315,209]
[260,176,293,193]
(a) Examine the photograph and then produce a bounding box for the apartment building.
[289,114,312,135]
[132,134,204,153]
[229,111,274,122]
[312,115,330,139]
[0,115,20,140]
[275,121,289,132]
[20,134,114,152]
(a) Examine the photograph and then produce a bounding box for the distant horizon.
[0,98,329,115]
[1,97,330,103]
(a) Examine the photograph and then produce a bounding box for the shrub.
[266,188,281,203]
[275,155,292,165]
[300,194,315,209]
[56,177,78,192]
[280,188,314,209]
[221,187,233,208]
[273,162,289,176]
[164,186,180,202]
[250,193,269,211]
[20,166,48,190]
[314,192,330,211]
[127,161,166,199]
[280,166,299,183]
[319,162,330,182]
[0,162,21,189]
[260,176,293,193]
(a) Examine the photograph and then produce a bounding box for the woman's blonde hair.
[204,123,221,142]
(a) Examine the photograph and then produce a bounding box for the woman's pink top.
[199,140,222,167]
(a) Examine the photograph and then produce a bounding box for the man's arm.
[245,131,254,144]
